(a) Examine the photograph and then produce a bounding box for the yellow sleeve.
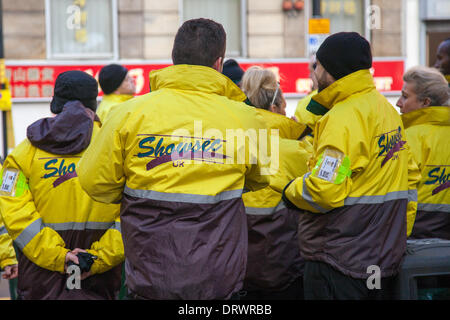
[87,216,124,275]
[242,107,271,192]
[405,139,422,237]
[0,143,69,273]
[0,214,17,269]
[283,114,365,213]
[269,138,312,194]
[77,107,128,204]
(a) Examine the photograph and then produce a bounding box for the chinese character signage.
[5,59,404,100]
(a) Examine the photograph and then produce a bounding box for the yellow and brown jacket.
[77,65,272,300]
[282,69,416,279]
[403,106,450,239]
[0,101,124,299]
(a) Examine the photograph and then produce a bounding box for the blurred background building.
[1,0,449,157]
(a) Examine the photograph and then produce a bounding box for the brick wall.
[3,0,46,59]
[142,0,179,59]
[370,0,403,56]
[118,0,145,59]
[2,0,404,60]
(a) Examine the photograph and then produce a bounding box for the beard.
[316,71,334,92]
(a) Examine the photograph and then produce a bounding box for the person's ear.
[213,57,223,72]
[422,97,432,108]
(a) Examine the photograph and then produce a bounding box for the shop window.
[182,0,246,57]
[46,0,118,59]
[320,0,365,35]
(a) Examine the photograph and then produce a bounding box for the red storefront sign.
[5,59,404,100]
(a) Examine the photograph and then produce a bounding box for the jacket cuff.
[86,249,107,275]
[56,248,70,273]
[0,258,18,270]
[282,179,299,210]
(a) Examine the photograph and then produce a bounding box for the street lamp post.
[312,0,321,17]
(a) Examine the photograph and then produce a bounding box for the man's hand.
[2,264,18,280]
[69,248,92,280]
[64,251,79,273]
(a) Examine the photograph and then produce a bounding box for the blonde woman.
[397,66,450,239]
[238,66,312,300]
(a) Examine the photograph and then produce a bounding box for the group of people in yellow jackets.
[0,19,448,300]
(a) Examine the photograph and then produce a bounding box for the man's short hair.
[172,18,226,68]
[442,38,450,55]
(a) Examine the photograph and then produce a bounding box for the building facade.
[2,0,448,154]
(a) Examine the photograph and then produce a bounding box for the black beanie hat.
[316,32,372,80]
[222,59,245,84]
[50,70,98,114]
[98,64,129,94]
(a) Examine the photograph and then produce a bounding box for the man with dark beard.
[280,32,413,300]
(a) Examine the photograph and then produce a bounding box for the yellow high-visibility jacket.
[77,64,271,300]
[243,109,312,292]
[293,93,419,236]
[0,101,124,299]
[402,106,450,239]
[282,69,412,279]
[96,93,134,123]
[0,163,17,270]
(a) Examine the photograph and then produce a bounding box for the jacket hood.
[27,100,98,155]
[149,64,247,102]
[401,106,450,129]
[306,69,375,116]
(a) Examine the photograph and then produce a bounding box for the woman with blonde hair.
[238,66,312,300]
[397,66,450,239]
[241,66,305,139]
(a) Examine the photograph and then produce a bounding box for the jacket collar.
[149,64,247,102]
[401,106,450,129]
[445,75,450,85]
[102,93,134,103]
[306,69,376,116]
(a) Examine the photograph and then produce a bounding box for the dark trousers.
[240,276,304,300]
[303,261,394,300]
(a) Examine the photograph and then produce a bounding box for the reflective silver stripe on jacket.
[14,219,120,250]
[44,221,117,231]
[344,190,409,206]
[124,185,243,204]
[0,225,8,236]
[418,203,450,213]
[245,201,286,215]
[302,172,329,213]
[408,189,418,202]
[15,218,44,250]
[110,221,121,233]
